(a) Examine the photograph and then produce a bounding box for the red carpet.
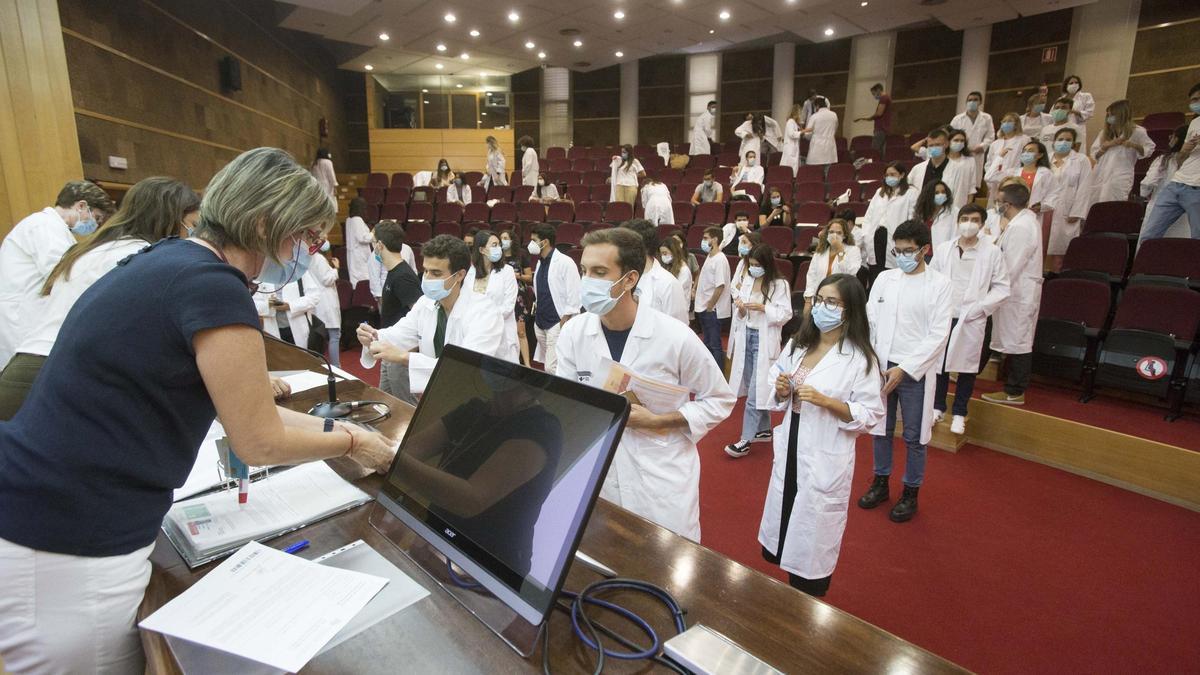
[340,350,1200,671]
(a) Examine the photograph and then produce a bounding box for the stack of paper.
[162,462,371,568]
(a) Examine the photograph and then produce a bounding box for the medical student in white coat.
[735,113,782,165]
[725,245,794,458]
[641,179,674,225]
[858,220,952,523]
[1061,75,1095,149]
[1039,97,1085,152]
[913,181,958,249]
[358,235,505,396]
[1138,125,1192,239]
[862,162,919,269]
[309,243,343,366]
[1089,99,1156,204]
[345,197,373,288]
[0,181,115,367]
[949,92,995,185]
[258,267,322,350]
[985,113,1031,206]
[781,104,804,176]
[1046,128,1094,272]
[482,135,508,190]
[759,273,884,597]
[518,135,539,187]
[928,204,1011,435]
[982,183,1043,407]
[731,150,766,190]
[803,97,839,167]
[528,224,581,374]
[944,128,979,210]
[986,139,1056,213]
[689,100,717,155]
[909,129,976,212]
[556,228,735,542]
[1020,93,1053,144]
[694,226,732,366]
[804,219,862,312]
[468,230,520,363]
[622,221,689,324]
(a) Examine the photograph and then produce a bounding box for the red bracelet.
[340,426,356,458]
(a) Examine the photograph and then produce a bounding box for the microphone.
[261,330,389,420]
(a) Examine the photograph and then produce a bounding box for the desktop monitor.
[375,345,629,626]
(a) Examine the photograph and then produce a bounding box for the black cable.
[544,601,604,675]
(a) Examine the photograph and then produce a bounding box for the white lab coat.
[531,249,582,362]
[928,238,1010,373]
[346,216,373,287]
[804,247,862,298]
[485,149,508,188]
[308,253,342,331]
[734,117,782,162]
[446,183,473,205]
[0,207,76,366]
[1088,125,1155,204]
[731,164,765,189]
[985,164,1056,212]
[312,158,337,202]
[1020,113,1053,142]
[637,260,689,324]
[984,134,1031,205]
[758,340,884,579]
[950,110,995,183]
[1046,151,1093,255]
[470,264,519,362]
[990,209,1043,354]
[521,147,539,187]
[862,187,919,268]
[727,279,794,409]
[866,268,953,446]
[909,156,977,212]
[258,271,322,350]
[781,118,803,174]
[1068,90,1096,148]
[555,301,736,542]
[363,289,505,394]
[804,109,839,166]
[1039,121,1085,152]
[672,264,693,306]
[689,110,715,155]
[926,208,956,250]
[1139,155,1191,239]
[694,253,732,319]
[641,183,674,225]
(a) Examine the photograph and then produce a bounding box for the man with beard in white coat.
[556,228,735,542]
[982,183,1043,406]
[689,100,717,155]
[621,220,689,324]
[858,220,952,523]
[928,204,1010,436]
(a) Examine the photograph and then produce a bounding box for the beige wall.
[368,129,514,176]
[0,0,83,240]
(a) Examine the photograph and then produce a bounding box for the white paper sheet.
[280,370,337,394]
[593,357,689,416]
[140,541,387,674]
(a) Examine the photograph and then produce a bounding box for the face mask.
[580,273,628,316]
[995,204,1008,216]
[1054,140,1072,154]
[258,239,312,289]
[747,265,764,278]
[873,93,881,100]
[185,224,195,237]
[537,179,545,186]
[747,158,756,167]
[374,252,383,264]
[421,273,458,302]
[1105,115,1116,125]
[1052,108,1069,123]
[527,240,542,256]
[488,246,503,263]
[827,232,843,245]
[70,206,98,236]
[770,197,781,207]
[934,193,949,206]
[966,101,979,112]
[896,251,920,273]
[958,222,981,239]
[1020,151,1036,166]
[501,239,511,251]
[1190,102,1200,115]
[621,152,630,160]
[927,146,945,159]
[660,254,673,266]
[884,175,901,188]
[950,141,965,153]
[454,178,463,186]
[811,303,843,333]
[700,240,712,253]
[320,240,331,253]
[1000,121,1015,134]
[440,164,449,171]
[704,180,713,187]
[1066,83,1079,94]
[1033,103,1046,114]
[709,107,716,114]
[738,244,751,257]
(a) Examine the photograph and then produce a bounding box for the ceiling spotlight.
[613,9,625,19]
[424,99,430,104]
[709,29,715,34]
[435,63,444,69]
[537,51,546,59]
[456,83,463,88]
[861,1,868,5]
[444,12,457,23]
[364,64,374,71]
[615,50,624,57]
[378,32,390,41]
[508,10,520,22]
[823,27,834,36]
[573,39,583,47]
[469,28,480,37]
[436,43,447,51]
[525,40,535,49]
[719,10,730,20]
[422,88,429,92]
[482,112,488,116]
[460,52,470,60]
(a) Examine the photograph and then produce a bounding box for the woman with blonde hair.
[483,135,508,190]
[986,112,1030,206]
[430,157,455,188]
[0,148,396,674]
[1089,99,1156,204]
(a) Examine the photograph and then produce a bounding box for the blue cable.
[562,578,688,661]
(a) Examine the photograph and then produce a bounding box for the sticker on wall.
[1135,356,1168,381]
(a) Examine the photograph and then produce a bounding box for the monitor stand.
[368,502,544,658]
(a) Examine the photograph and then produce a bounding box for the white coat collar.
[791,340,857,380]
[582,296,655,340]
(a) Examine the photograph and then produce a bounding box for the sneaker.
[981,391,1025,406]
[950,415,966,435]
[932,410,945,424]
[725,440,752,458]
[752,430,772,443]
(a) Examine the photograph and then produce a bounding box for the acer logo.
[444,528,456,538]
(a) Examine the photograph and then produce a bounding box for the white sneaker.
[950,415,966,435]
[932,410,945,424]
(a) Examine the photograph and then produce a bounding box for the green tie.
[433,304,447,357]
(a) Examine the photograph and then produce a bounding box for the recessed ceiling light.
[824,27,834,35]
[861,1,868,5]
[573,39,583,47]
[482,112,488,116]
[469,28,480,37]
[435,63,444,69]
[424,99,430,104]
[436,43,447,51]
[460,52,470,60]
[456,83,463,88]
[444,12,456,23]
[615,50,624,57]
[508,11,520,22]
[537,51,546,59]
[364,64,374,71]
[525,40,535,49]
[378,32,390,41]
[613,9,625,19]
[719,9,730,20]
[422,88,429,93]
[709,29,715,34]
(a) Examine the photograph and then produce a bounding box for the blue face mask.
[700,239,712,253]
[933,193,949,206]
[1052,108,1069,123]
[747,265,765,278]
[896,251,920,273]
[1054,140,1072,154]
[374,252,383,264]
[966,101,979,112]
[580,273,628,316]
[811,303,843,333]
[258,239,311,289]
[927,146,945,159]
[1190,101,1200,115]
[950,141,965,153]
[738,244,751,257]
[488,246,503,263]
[1020,151,1036,166]
[421,272,459,302]
[1033,103,1046,114]
[770,197,781,207]
[884,175,901,188]
[1105,115,1116,125]
[70,206,98,236]
[1000,121,1015,134]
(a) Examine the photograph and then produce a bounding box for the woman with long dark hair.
[862,161,917,269]
[758,273,883,597]
[609,144,645,204]
[469,229,519,363]
[913,180,956,248]
[311,148,337,201]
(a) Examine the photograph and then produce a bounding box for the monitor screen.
[376,345,629,624]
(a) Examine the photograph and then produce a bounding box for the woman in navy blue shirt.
[0,148,396,674]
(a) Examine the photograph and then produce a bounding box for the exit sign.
[1042,46,1058,63]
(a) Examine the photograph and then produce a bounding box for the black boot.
[889,486,919,522]
[856,475,889,509]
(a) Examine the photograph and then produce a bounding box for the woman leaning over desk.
[0,147,396,674]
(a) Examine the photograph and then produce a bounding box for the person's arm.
[896,278,953,382]
[801,352,885,429]
[1130,126,1155,158]
[558,258,581,321]
[969,247,1011,320]
[641,332,735,439]
[394,438,546,519]
[1068,159,1093,222]
[1073,93,1094,123]
[691,185,702,206]
[498,267,518,320]
[363,305,423,367]
[856,101,886,122]
[780,204,792,226]
[287,283,320,319]
[635,160,646,181]
[196,325,394,471]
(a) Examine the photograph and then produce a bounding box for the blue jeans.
[934,318,977,416]
[740,328,771,441]
[697,310,724,367]
[872,361,927,487]
[326,327,341,368]
[1140,182,1200,242]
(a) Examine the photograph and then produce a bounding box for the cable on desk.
[445,559,483,589]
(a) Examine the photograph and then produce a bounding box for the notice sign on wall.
[1042,46,1058,64]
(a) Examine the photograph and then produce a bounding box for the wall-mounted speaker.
[219,56,242,92]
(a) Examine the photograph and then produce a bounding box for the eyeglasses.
[891,246,922,256]
[812,295,843,311]
[299,228,326,256]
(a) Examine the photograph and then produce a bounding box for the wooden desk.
[140,342,966,674]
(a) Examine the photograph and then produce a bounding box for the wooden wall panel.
[1129,1,1200,118]
[890,99,959,139]
[572,119,619,149]
[639,117,684,147]
[719,48,774,140]
[889,25,962,137]
[637,55,685,146]
[341,71,369,173]
[0,0,84,237]
[794,39,851,74]
[369,129,513,175]
[640,55,685,87]
[986,9,1071,114]
[511,67,541,149]
[573,65,620,147]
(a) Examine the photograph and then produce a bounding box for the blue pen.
[284,540,310,555]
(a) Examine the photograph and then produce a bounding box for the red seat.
[1060,237,1129,283]
[359,187,384,205]
[775,258,794,287]
[366,173,389,189]
[572,158,595,172]
[432,186,450,204]
[559,171,583,185]
[713,167,733,184]
[379,203,407,222]
[336,279,353,309]
[849,135,874,153]
[583,170,608,186]
[546,202,574,222]
[436,203,463,223]
[733,183,762,202]
[389,173,414,190]
[855,149,882,163]
[513,185,535,202]
[672,202,695,226]
[404,221,432,243]
[843,201,869,218]
[363,204,379,224]
[566,185,589,202]
[1039,278,1111,327]
[461,171,483,186]
[683,167,708,184]
[689,155,716,170]
[464,203,490,223]
[590,185,611,202]
[604,202,633,224]
[568,146,588,161]
[793,226,821,255]
[433,222,462,237]
[490,202,517,223]
[556,222,584,247]
[657,224,682,242]
[575,202,604,223]
[548,158,571,173]
[793,260,811,294]
[685,226,708,250]
[518,202,546,222]
[545,146,567,161]
[760,226,792,254]
[716,152,740,167]
[1129,238,1200,287]
[487,186,513,202]
[406,202,433,223]
[350,280,374,307]
[796,165,825,184]
[588,146,610,160]
[728,201,757,223]
[1082,201,1146,237]
[726,254,740,275]
[694,202,727,226]
[857,162,886,183]
[1142,111,1186,131]
[794,182,826,203]
[766,166,794,183]
[794,202,832,226]
[384,187,410,204]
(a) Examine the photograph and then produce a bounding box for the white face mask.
[958,221,981,239]
[527,240,542,256]
[827,232,843,245]
[661,254,673,265]
[1066,82,1079,94]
